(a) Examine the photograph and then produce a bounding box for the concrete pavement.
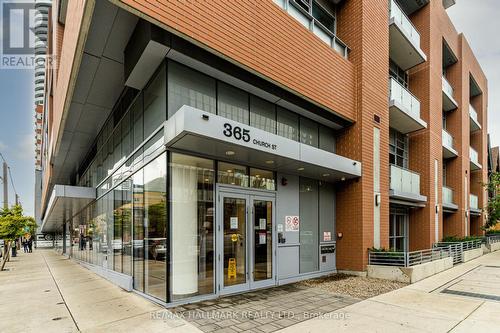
[0,250,199,333]
[2,248,500,332]
[278,249,500,333]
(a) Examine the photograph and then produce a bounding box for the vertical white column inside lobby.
[171,164,198,295]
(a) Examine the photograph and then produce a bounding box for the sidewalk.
[278,249,500,333]
[2,249,500,332]
[0,250,199,333]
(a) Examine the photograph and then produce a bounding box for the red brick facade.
[42,0,488,272]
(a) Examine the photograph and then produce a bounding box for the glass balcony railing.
[389,0,421,48]
[443,186,454,205]
[469,104,478,123]
[389,77,421,120]
[470,194,479,210]
[442,129,454,150]
[442,76,454,97]
[390,164,421,195]
[470,147,479,164]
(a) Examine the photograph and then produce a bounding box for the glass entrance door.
[218,188,275,295]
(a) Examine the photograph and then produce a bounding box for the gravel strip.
[298,273,408,299]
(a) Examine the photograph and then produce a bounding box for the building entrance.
[216,186,276,295]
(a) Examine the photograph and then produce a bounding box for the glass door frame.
[216,185,276,296]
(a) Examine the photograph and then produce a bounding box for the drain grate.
[441,289,500,302]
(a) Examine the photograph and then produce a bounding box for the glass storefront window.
[168,61,216,117]
[143,153,167,301]
[217,82,249,124]
[113,186,123,273]
[217,162,249,187]
[250,168,275,190]
[122,178,133,276]
[170,153,215,300]
[250,96,276,134]
[132,169,144,292]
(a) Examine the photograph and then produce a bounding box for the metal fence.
[486,235,500,245]
[433,240,482,265]
[368,247,451,267]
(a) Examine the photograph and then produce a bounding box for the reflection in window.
[122,179,133,276]
[300,117,319,147]
[217,82,249,124]
[250,96,276,134]
[168,61,216,117]
[170,153,215,300]
[250,168,275,190]
[133,170,144,292]
[144,153,167,301]
[144,64,166,139]
[312,1,335,33]
[277,107,299,141]
[113,186,123,273]
[217,162,249,187]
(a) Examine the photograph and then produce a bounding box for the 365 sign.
[222,122,278,151]
[223,123,250,142]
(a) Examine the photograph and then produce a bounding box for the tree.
[0,205,36,271]
[485,172,500,229]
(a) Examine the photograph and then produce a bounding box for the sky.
[0,0,498,219]
[447,0,500,148]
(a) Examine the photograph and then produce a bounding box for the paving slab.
[0,250,200,333]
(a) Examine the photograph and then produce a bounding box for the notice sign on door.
[285,216,300,232]
[230,217,238,230]
[323,231,332,242]
[259,232,266,245]
[259,218,266,230]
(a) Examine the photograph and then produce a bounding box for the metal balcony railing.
[274,0,349,58]
[433,240,482,265]
[389,0,421,48]
[443,186,454,205]
[442,129,454,150]
[442,76,454,98]
[470,147,479,165]
[368,248,451,267]
[470,194,479,210]
[390,164,420,195]
[389,77,421,120]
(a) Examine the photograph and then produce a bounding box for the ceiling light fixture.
[225,150,235,156]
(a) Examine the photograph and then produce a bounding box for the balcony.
[390,164,427,206]
[442,186,458,212]
[470,147,482,171]
[469,104,481,132]
[389,78,427,134]
[442,129,458,158]
[274,0,349,58]
[389,0,427,71]
[442,77,458,111]
[470,194,481,216]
